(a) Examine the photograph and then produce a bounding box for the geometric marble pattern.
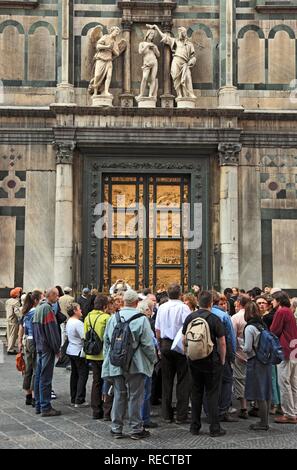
[260,169,297,200]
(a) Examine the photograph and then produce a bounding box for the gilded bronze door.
[102,175,189,291]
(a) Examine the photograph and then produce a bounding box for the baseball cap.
[82,287,91,295]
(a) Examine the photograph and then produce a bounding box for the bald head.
[45,287,59,304]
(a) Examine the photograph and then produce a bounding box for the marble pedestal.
[55,83,76,105]
[176,97,196,108]
[136,96,157,108]
[160,94,175,108]
[218,86,241,108]
[119,93,134,108]
[92,95,113,107]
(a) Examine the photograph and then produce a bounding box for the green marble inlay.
[0,9,58,16]
[174,12,219,18]
[188,23,213,38]
[81,21,106,36]
[268,24,295,39]
[28,21,56,35]
[260,173,270,183]
[237,24,265,39]
[0,20,25,34]
[74,11,121,17]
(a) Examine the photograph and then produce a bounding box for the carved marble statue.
[150,24,196,100]
[137,26,160,100]
[88,26,126,98]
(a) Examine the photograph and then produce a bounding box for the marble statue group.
[88,24,197,108]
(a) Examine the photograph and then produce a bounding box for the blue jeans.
[272,365,281,406]
[34,351,55,412]
[141,376,152,425]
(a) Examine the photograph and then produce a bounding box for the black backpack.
[109,312,144,371]
[83,314,103,356]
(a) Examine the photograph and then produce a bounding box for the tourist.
[59,287,74,344]
[218,294,228,312]
[255,295,270,318]
[89,288,99,311]
[106,296,116,315]
[109,279,131,295]
[59,287,74,317]
[263,285,272,295]
[112,294,124,313]
[138,299,159,429]
[77,287,92,320]
[33,287,62,417]
[183,293,198,312]
[290,297,297,325]
[182,290,226,437]
[243,301,272,431]
[231,294,250,419]
[66,302,89,407]
[102,289,156,439]
[155,283,191,424]
[211,291,237,423]
[18,290,43,407]
[224,288,235,315]
[6,287,22,354]
[271,291,297,424]
[259,294,282,416]
[84,294,110,419]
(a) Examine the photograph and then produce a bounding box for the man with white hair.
[102,289,156,439]
[32,287,61,417]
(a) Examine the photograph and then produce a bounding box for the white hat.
[123,289,139,304]
[270,287,281,295]
[64,287,72,293]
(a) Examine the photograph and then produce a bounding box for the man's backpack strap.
[127,313,144,323]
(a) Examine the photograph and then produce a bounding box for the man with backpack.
[102,289,156,440]
[182,290,226,437]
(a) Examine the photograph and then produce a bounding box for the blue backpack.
[254,324,284,365]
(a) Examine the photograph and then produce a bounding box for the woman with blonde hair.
[183,293,198,312]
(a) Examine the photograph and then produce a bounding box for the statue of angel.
[88,26,126,97]
[137,26,160,100]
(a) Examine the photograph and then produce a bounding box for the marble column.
[53,141,75,287]
[120,20,134,108]
[160,21,175,108]
[218,142,242,290]
[56,0,75,104]
[218,0,240,107]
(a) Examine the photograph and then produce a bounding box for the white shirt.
[155,299,191,340]
[66,318,85,356]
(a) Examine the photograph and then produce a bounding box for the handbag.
[16,352,26,373]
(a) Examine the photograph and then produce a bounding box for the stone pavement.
[0,354,297,450]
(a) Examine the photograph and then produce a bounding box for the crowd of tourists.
[5,281,297,439]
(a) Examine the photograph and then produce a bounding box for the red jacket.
[271,306,297,360]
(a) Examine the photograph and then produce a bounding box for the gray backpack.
[185,313,214,360]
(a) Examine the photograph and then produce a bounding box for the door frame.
[82,150,210,291]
